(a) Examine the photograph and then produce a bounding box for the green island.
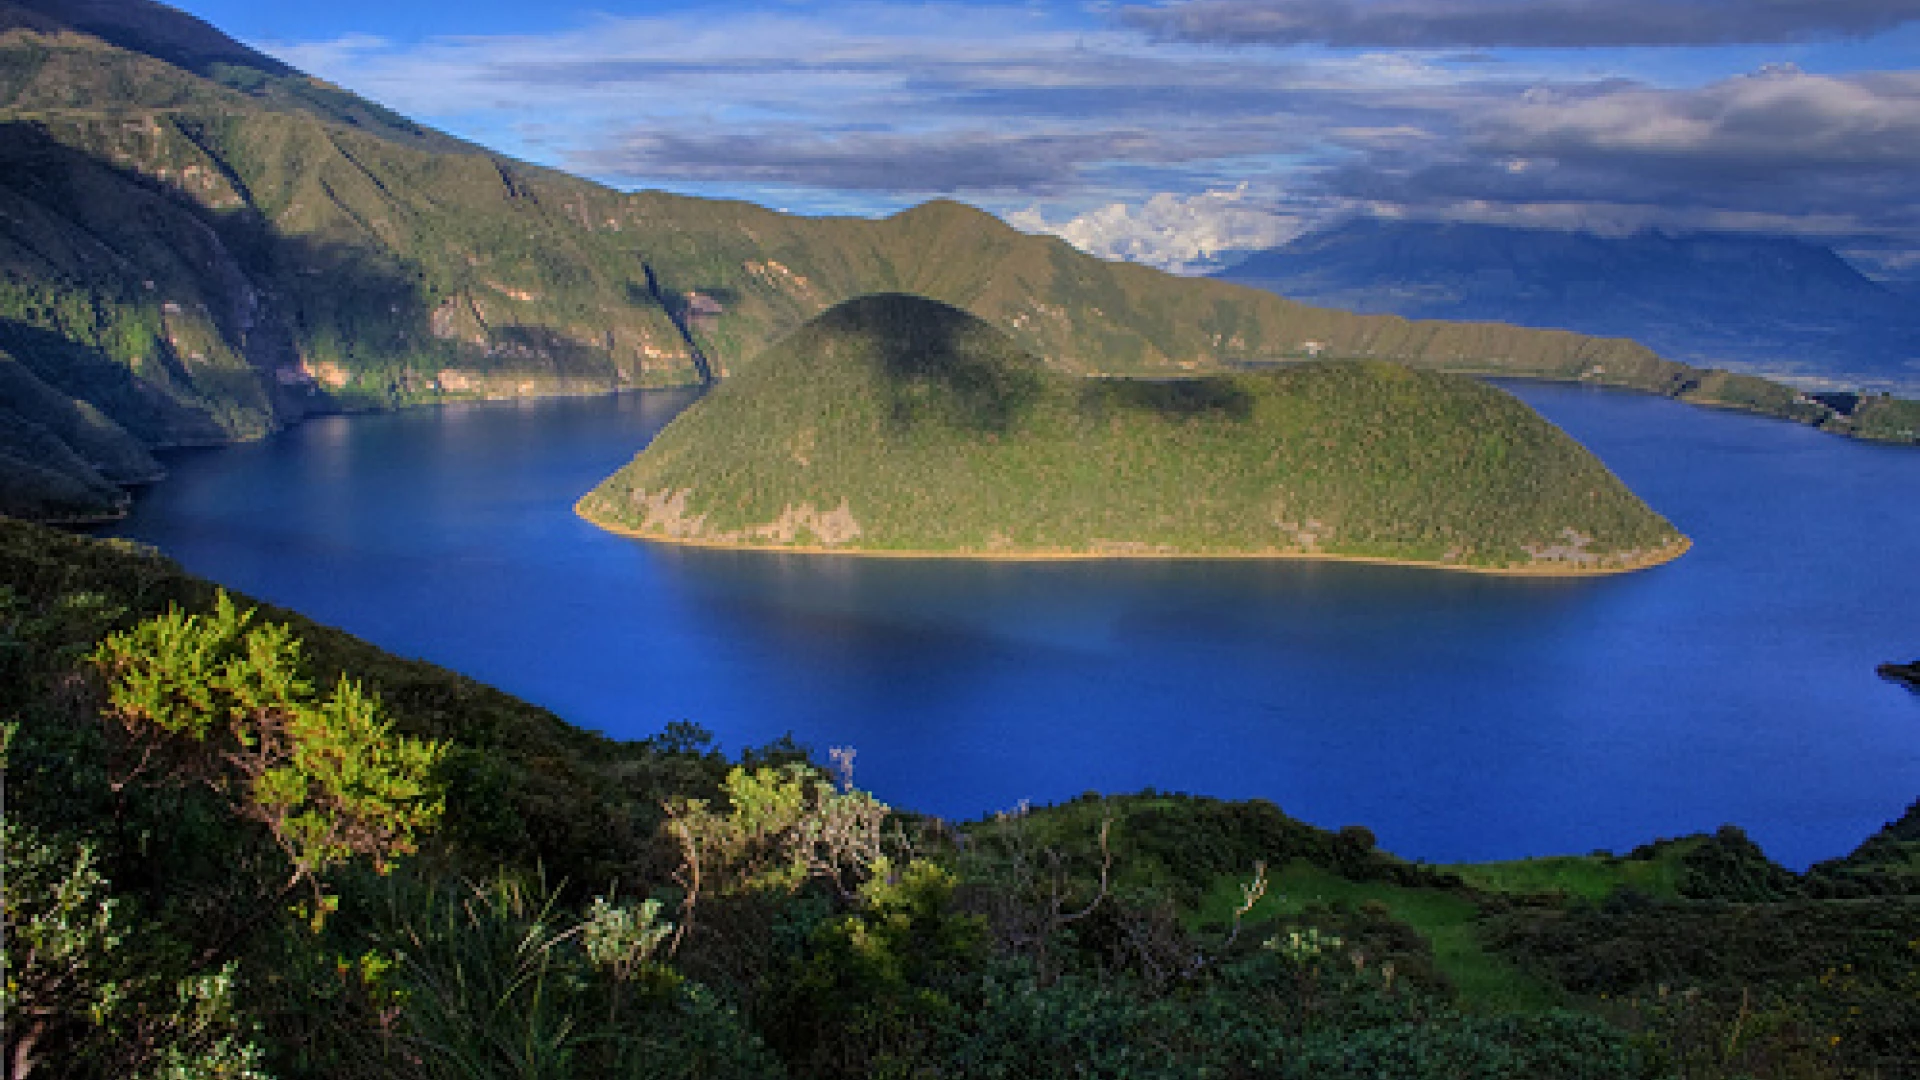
[5,516,1917,1080]
[580,294,1688,573]
[0,0,1913,522]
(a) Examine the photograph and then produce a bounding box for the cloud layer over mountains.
[248,0,1920,278]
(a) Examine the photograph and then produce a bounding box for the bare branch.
[1056,811,1113,926]
[1222,860,1268,951]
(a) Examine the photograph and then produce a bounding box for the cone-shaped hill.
[580,294,1688,572]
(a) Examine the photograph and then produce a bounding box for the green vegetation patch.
[1832,393,1920,444]
[1809,797,1920,896]
[583,293,1686,570]
[1446,852,1686,903]
[1199,860,1560,1013]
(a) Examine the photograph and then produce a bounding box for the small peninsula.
[580,294,1687,572]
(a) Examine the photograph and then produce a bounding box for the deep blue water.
[107,383,1920,868]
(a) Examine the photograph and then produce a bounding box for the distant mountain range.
[1216,220,1920,393]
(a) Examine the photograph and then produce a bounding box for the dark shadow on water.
[1878,661,1920,693]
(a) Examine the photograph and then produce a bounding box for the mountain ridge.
[0,0,293,77]
[1217,219,1920,392]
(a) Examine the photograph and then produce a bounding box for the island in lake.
[580,293,1689,573]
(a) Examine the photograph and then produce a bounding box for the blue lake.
[107,382,1920,868]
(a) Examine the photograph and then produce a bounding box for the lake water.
[107,382,1920,868]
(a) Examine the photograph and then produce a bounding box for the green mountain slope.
[580,294,1687,571]
[0,341,159,519]
[0,0,1893,522]
[0,0,470,148]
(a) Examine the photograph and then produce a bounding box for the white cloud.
[1476,68,1920,168]
[1314,66,1920,258]
[245,5,1367,205]
[1009,187,1314,272]
[266,32,394,78]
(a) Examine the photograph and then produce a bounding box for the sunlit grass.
[1196,860,1562,1013]
[1443,850,1689,902]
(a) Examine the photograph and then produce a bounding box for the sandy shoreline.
[575,499,1691,578]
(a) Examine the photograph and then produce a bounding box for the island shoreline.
[576,498,1691,577]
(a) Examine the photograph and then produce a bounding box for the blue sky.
[166,0,1920,277]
